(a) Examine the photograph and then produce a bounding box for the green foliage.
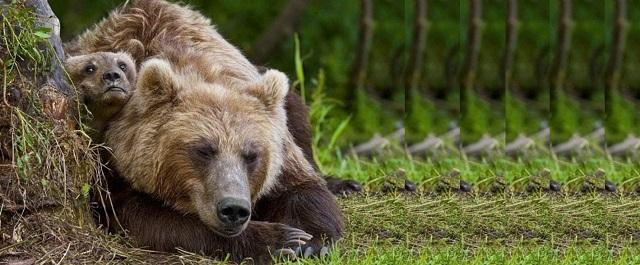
[307,69,351,172]
[2,1,54,180]
[460,87,492,143]
[405,88,434,142]
[606,89,640,142]
[551,88,583,142]
[291,39,351,171]
[1,4,52,76]
[352,89,381,136]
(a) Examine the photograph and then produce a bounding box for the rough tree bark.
[1,0,71,115]
[503,0,518,91]
[549,0,572,90]
[605,0,627,91]
[460,0,482,91]
[405,0,427,92]
[248,0,309,64]
[348,0,374,97]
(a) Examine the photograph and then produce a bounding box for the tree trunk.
[405,0,427,92]
[348,0,374,97]
[460,0,482,91]
[549,0,572,90]
[503,0,518,91]
[248,0,309,64]
[605,0,627,91]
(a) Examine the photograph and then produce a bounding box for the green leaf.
[293,34,305,104]
[81,183,91,197]
[328,117,351,151]
[33,28,51,39]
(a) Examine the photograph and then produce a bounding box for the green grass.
[268,160,640,265]
[280,244,640,265]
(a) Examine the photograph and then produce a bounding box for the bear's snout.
[102,70,122,83]
[217,197,251,231]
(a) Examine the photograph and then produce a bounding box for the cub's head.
[107,59,289,237]
[65,52,136,119]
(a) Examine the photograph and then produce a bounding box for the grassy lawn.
[275,155,640,265]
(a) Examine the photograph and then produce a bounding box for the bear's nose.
[102,71,121,82]
[217,197,251,226]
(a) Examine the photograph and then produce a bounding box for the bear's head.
[65,52,137,120]
[106,58,289,237]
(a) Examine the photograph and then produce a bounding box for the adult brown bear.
[66,0,347,262]
[65,0,361,196]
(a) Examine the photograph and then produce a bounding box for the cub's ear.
[64,55,88,75]
[246,69,289,111]
[123,39,145,62]
[138,58,177,101]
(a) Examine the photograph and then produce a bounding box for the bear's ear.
[246,69,289,110]
[64,55,88,74]
[138,58,177,101]
[123,39,145,62]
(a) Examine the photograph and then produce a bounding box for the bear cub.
[65,52,136,141]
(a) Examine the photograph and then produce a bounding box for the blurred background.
[408,0,640,159]
[51,0,640,158]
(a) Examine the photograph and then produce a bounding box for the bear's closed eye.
[243,152,258,165]
[195,145,218,159]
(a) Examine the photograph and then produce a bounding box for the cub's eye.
[243,152,258,167]
[119,63,127,72]
[85,65,96,74]
[195,145,217,159]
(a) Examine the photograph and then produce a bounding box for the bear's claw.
[303,245,330,258]
[273,248,297,259]
[285,239,307,246]
[325,176,363,196]
[283,227,313,242]
[272,225,313,260]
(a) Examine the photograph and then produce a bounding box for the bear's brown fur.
[64,52,136,141]
[71,0,343,261]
